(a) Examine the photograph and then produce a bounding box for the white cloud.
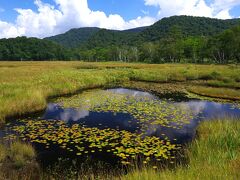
[210,0,240,18]
[144,0,240,19]
[145,0,212,17]
[211,0,240,12]
[0,21,25,38]
[0,0,156,38]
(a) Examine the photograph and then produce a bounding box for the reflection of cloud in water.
[177,101,207,116]
[144,119,200,144]
[43,103,89,123]
[143,101,209,143]
[108,88,157,99]
[60,109,89,122]
[144,100,240,143]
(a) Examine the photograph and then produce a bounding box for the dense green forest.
[0,16,240,63]
[46,27,101,48]
[0,37,72,61]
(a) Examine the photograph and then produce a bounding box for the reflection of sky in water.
[41,88,240,144]
[108,88,158,99]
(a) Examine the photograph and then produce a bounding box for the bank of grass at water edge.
[187,86,240,100]
[122,119,240,180]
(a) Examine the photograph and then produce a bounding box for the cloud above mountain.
[0,0,239,38]
[144,0,240,19]
[0,0,155,38]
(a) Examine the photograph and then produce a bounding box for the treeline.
[0,37,72,61]
[75,25,240,64]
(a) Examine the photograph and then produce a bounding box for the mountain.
[82,29,141,49]
[45,27,146,49]
[45,27,100,48]
[46,15,240,49]
[122,26,148,33]
[139,15,240,42]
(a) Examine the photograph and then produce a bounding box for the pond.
[1,88,240,169]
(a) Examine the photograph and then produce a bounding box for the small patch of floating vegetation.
[7,120,179,166]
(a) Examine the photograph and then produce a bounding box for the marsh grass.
[188,86,240,100]
[9,142,36,168]
[0,141,38,180]
[0,141,35,167]
[0,144,6,162]
[40,158,122,180]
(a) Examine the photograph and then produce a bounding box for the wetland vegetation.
[0,62,240,179]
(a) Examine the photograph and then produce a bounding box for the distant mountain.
[82,29,141,49]
[45,27,147,48]
[45,27,100,48]
[46,15,240,49]
[123,26,148,33]
[139,16,240,42]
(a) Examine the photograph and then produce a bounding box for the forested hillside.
[139,16,240,41]
[0,37,72,61]
[45,27,100,48]
[45,26,148,49]
[74,25,240,63]
[0,15,240,63]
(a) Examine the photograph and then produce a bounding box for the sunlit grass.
[188,86,240,100]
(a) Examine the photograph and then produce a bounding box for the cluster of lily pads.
[55,89,196,129]
[8,120,178,165]
[5,89,203,166]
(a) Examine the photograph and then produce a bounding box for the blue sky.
[0,0,240,38]
[0,0,160,22]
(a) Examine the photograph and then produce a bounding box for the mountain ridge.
[45,15,240,49]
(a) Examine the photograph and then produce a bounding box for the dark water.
[41,88,240,144]
[1,88,240,169]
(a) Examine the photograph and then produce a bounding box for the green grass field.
[0,62,240,179]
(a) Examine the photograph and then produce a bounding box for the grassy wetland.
[0,61,240,179]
